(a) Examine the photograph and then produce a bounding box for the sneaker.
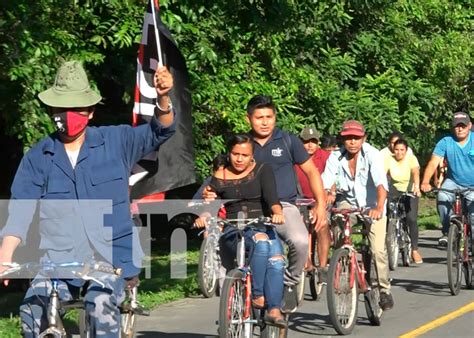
[411,250,423,264]
[318,266,329,284]
[379,292,394,311]
[281,285,298,313]
[438,235,448,247]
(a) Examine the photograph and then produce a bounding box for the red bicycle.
[327,208,382,335]
[218,217,287,338]
[433,187,474,295]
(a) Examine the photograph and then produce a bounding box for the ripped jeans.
[220,225,285,310]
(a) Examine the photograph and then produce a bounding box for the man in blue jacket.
[0,60,175,337]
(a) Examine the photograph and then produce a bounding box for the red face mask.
[52,111,89,137]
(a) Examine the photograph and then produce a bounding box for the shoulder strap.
[281,132,303,198]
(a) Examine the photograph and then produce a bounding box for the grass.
[0,238,202,336]
[418,196,441,231]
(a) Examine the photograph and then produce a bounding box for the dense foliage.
[1,0,472,180]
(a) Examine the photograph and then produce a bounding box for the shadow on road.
[391,277,450,296]
[421,256,446,264]
[286,311,334,336]
[136,332,216,337]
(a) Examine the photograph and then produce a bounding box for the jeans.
[437,178,474,237]
[247,227,285,309]
[219,225,285,310]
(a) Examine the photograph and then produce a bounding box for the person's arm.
[154,66,174,127]
[421,154,443,192]
[411,166,421,196]
[299,159,327,231]
[367,146,388,220]
[368,185,387,220]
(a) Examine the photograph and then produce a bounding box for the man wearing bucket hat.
[0,60,175,336]
[421,112,474,246]
[322,120,394,311]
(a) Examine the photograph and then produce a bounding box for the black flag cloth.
[131,0,195,200]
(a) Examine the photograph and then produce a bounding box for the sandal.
[264,314,287,328]
[252,296,265,309]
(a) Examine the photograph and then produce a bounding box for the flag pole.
[150,0,163,67]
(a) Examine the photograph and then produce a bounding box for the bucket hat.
[38,61,102,108]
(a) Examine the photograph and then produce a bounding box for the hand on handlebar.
[193,216,208,229]
[421,182,432,193]
[313,205,328,232]
[271,213,285,224]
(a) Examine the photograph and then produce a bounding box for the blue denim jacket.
[1,115,175,277]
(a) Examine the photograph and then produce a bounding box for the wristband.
[156,99,173,112]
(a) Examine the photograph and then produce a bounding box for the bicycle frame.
[449,192,472,263]
[332,209,370,293]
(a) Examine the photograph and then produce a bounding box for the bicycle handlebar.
[330,208,374,225]
[0,260,122,279]
[430,187,474,194]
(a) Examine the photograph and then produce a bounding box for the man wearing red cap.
[421,112,474,246]
[322,120,394,311]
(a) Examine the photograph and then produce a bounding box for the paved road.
[136,230,474,337]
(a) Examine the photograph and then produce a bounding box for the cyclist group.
[195,101,473,333]
[0,61,472,337]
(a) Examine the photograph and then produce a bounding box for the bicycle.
[385,192,415,270]
[218,217,288,338]
[197,216,222,298]
[118,284,150,338]
[295,198,321,303]
[327,208,382,335]
[0,260,121,338]
[433,187,474,295]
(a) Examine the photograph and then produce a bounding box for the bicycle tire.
[219,269,251,338]
[364,256,382,326]
[261,321,287,338]
[296,270,306,306]
[327,248,358,335]
[120,309,137,338]
[78,309,91,338]
[447,224,462,295]
[386,218,399,271]
[309,273,319,301]
[198,236,219,298]
[463,229,473,289]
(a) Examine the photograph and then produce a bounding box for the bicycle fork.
[39,280,66,338]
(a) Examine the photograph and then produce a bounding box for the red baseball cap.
[340,120,366,137]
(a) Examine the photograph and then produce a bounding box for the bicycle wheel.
[386,218,399,271]
[121,309,136,338]
[219,269,252,338]
[261,322,288,338]
[327,248,358,335]
[463,228,473,289]
[400,224,411,267]
[309,272,319,301]
[296,270,306,306]
[198,236,219,298]
[447,224,462,295]
[364,256,382,326]
[78,308,89,338]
